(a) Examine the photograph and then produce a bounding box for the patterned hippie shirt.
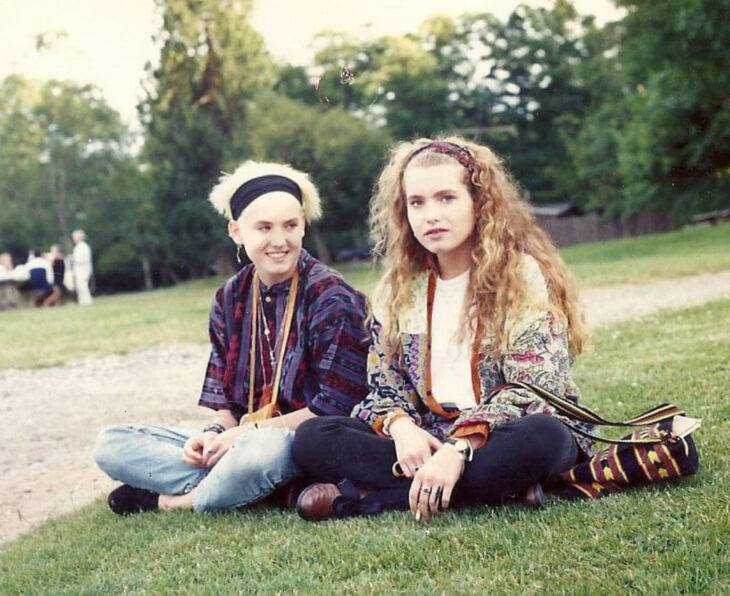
[352,255,595,456]
[199,250,370,421]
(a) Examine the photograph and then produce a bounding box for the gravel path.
[2,269,730,544]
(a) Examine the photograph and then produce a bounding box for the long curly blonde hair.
[370,136,587,360]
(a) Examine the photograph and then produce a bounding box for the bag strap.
[490,381,685,446]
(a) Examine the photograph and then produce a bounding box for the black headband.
[230,175,303,220]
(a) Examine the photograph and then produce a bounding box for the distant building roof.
[529,202,584,218]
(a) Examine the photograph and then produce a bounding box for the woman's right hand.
[181,431,219,467]
[389,418,442,478]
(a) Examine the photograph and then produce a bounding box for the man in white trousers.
[71,229,93,305]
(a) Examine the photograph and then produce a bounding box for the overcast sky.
[0,0,624,128]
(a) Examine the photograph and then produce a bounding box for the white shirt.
[430,269,477,410]
[72,241,93,275]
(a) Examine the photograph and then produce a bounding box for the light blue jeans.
[93,424,300,513]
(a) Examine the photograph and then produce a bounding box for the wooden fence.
[534,211,674,247]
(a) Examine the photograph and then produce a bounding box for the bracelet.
[202,423,226,434]
[382,410,409,437]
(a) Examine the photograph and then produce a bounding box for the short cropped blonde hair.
[208,161,322,222]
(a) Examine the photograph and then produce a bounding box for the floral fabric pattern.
[352,256,595,455]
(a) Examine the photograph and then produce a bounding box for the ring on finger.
[420,486,432,494]
[434,486,444,510]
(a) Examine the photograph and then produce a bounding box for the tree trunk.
[48,155,70,245]
[57,165,68,242]
[216,248,238,278]
[309,224,331,264]
[141,256,153,290]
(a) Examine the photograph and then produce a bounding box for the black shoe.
[107,484,159,516]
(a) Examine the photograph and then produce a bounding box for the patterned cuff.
[450,423,489,450]
[374,408,411,438]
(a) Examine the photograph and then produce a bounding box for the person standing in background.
[44,244,66,306]
[71,230,93,305]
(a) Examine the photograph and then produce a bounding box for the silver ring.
[420,487,432,494]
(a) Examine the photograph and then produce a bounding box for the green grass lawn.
[1,298,728,594]
[0,278,221,369]
[1,223,728,370]
[562,222,730,286]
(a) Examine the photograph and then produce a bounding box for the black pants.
[292,414,579,512]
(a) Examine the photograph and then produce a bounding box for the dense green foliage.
[138,0,271,283]
[0,76,150,290]
[2,297,728,594]
[569,0,730,217]
[1,0,729,291]
[246,94,390,261]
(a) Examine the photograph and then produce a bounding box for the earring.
[236,244,242,265]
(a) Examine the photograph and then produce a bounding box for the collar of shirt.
[258,250,311,300]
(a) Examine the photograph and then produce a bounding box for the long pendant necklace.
[245,268,299,422]
[258,290,277,373]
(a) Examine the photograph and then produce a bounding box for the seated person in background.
[26,250,61,307]
[93,161,371,516]
[45,244,66,306]
[0,252,22,310]
[0,252,12,275]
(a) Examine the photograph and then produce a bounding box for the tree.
[445,2,594,202]
[0,76,48,256]
[140,0,271,281]
[308,3,597,203]
[33,81,129,243]
[611,0,730,218]
[246,93,390,261]
[557,18,626,211]
[311,28,453,137]
[0,75,151,291]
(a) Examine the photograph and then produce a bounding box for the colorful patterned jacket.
[351,255,595,456]
[199,250,371,421]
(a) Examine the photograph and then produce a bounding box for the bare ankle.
[158,491,194,511]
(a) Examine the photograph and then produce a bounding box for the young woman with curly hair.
[292,137,596,522]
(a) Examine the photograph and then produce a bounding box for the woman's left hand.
[203,426,248,467]
[408,444,465,523]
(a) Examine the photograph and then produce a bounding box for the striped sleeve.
[198,286,230,411]
[305,280,371,416]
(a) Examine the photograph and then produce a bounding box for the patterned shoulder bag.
[506,381,701,500]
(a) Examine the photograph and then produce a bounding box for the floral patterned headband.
[404,141,475,173]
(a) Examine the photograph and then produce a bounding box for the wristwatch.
[445,438,474,462]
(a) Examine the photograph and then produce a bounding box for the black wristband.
[203,423,226,434]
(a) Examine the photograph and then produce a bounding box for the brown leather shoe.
[296,483,343,522]
[518,483,547,509]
